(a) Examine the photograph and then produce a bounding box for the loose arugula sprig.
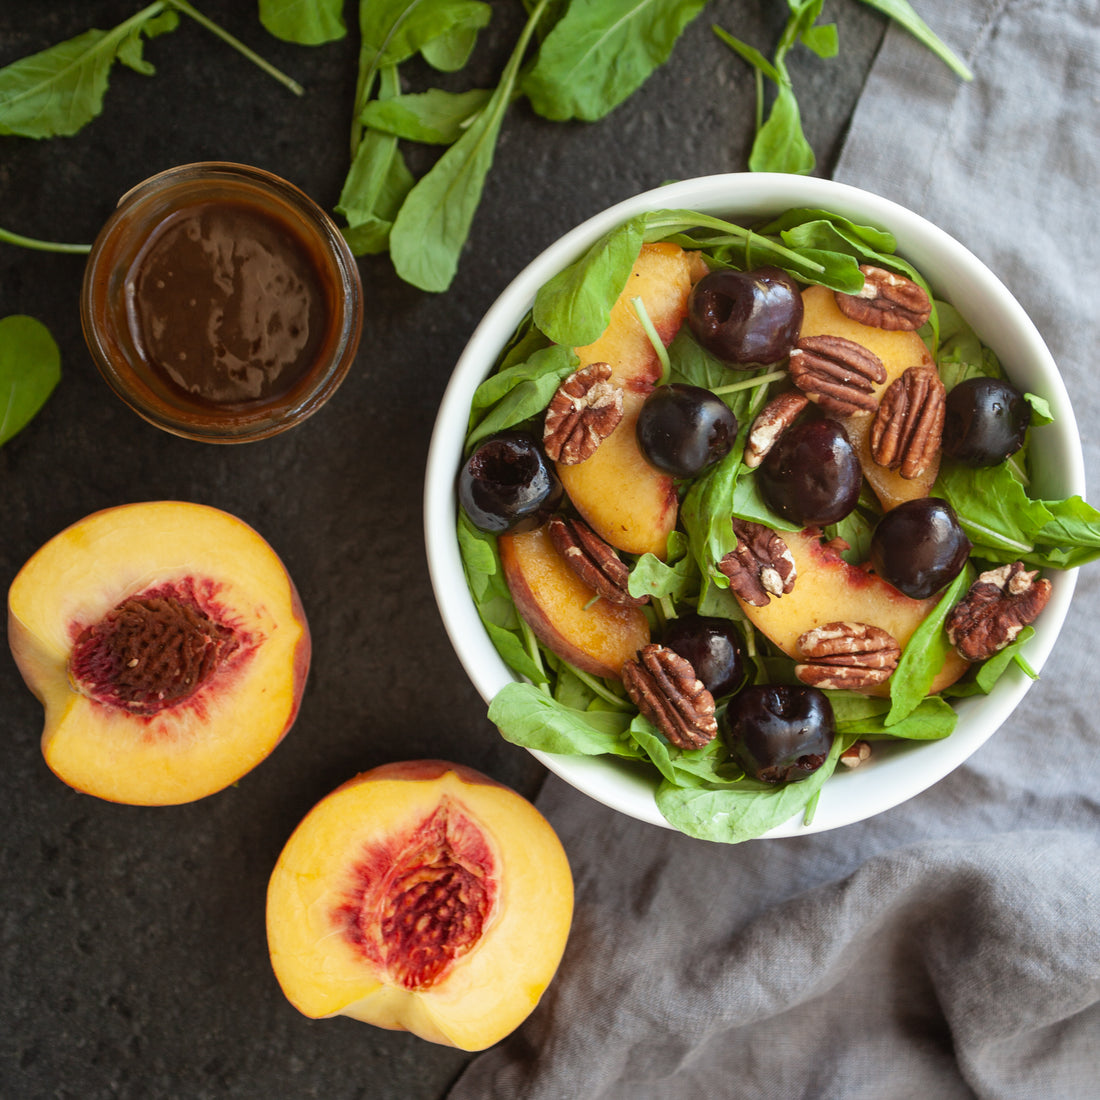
[716,0,971,175]
[266,0,968,291]
[456,206,1100,843]
[0,0,301,142]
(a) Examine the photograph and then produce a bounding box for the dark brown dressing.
[124,200,330,408]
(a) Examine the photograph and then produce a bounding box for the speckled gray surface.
[0,3,885,1097]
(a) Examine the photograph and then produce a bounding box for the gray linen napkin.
[449,2,1100,1096]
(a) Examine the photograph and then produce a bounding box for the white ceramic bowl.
[424,173,1083,838]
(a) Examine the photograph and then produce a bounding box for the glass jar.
[81,162,363,443]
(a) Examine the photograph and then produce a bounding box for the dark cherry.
[458,430,563,534]
[757,418,862,527]
[869,497,972,599]
[661,614,747,698]
[687,266,804,367]
[942,376,1031,467]
[720,684,835,784]
[636,383,739,478]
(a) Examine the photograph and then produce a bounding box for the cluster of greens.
[456,207,1100,843]
[261,0,970,291]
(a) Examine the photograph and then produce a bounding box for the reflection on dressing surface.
[125,201,328,407]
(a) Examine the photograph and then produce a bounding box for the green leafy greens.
[0,1,302,142]
[456,206,1098,842]
[0,315,61,446]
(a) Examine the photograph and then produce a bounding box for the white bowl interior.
[424,174,1083,838]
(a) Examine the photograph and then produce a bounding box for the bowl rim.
[424,172,1083,838]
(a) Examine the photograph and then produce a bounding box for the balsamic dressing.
[125,201,329,408]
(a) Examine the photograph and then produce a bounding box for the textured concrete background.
[0,3,885,1097]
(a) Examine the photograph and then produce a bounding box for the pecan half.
[795,621,901,691]
[543,362,623,465]
[547,515,649,606]
[835,265,932,331]
[789,335,886,416]
[743,391,809,468]
[622,644,717,750]
[945,562,1053,661]
[870,365,946,479]
[718,519,797,607]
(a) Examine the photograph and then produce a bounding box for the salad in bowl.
[425,174,1095,842]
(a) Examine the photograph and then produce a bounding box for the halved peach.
[7,501,310,805]
[557,242,708,558]
[266,760,573,1051]
[499,522,650,680]
[735,527,968,695]
[799,284,939,509]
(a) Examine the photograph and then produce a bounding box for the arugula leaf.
[0,0,301,141]
[521,0,708,122]
[361,87,492,144]
[0,3,178,138]
[488,680,639,756]
[857,0,972,80]
[388,0,550,292]
[886,565,972,726]
[654,734,854,843]
[259,0,347,44]
[0,315,61,446]
[713,0,835,175]
[465,343,578,449]
[532,216,646,346]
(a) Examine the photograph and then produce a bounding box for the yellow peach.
[7,501,309,805]
[736,527,968,695]
[499,523,650,680]
[266,760,573,1051]
[558,243,708,558]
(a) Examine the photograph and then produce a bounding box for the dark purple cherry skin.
[661,614,747,698]
[720,684,835,784]
[687,266,804,368]
[942,377,1031,467]
[636,384,739,478]
[869,497,972,599]
[458,430,564,534]
[757,418,862,527]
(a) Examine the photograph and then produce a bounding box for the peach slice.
[735,528,968,695]
[499,523,650,680]
[799,284,939,509]
[7,501,309,805]
[557,242,708,558]
[266,760,573,1051]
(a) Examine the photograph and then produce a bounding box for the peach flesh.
[7,501,310,805]
[499,523,650,680]
[557,242,707,559]
[266,760,574,1051]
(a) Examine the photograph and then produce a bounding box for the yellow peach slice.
[736,528,968,695]
[558,242,708,558]
[800,284,939,509]
[266,760,573,1051]
[7,501,309,805]
[499,523,650,680]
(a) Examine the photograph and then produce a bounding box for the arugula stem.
[711,369,787,396]
[571,668,633,710]
[167,0,304,95]
[631,296,671,383]
[351,0,426,157]
[0,227,91,254]
[646,211,826,275]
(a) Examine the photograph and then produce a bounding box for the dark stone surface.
[0,3,884,1097]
